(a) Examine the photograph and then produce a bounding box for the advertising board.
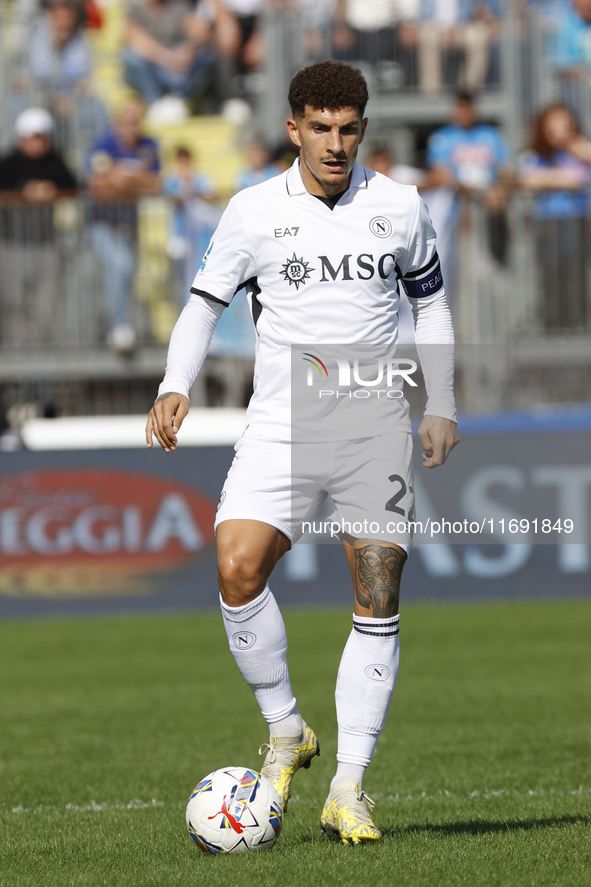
[1,406,589,618]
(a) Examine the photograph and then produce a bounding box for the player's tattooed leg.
[352,544,406,618]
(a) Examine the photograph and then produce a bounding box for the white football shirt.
[159,159,455,440]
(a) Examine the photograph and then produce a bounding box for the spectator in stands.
[518,104,590,329]
[428,92,512,191]
[0,107,77,197]
[7,0,107,169]
[331,0,417,88]
[123,0,214,117]
[0,108,77,345]
[272,141,299,173]
[299,0,336,61]
[27,0,108,156]
[164,145,217,209]
[366,142,430,186]
[86,99,160,353]
[427,91,512,270]
[551,0,591,74]
[545,0,591,115]
[30,0,91,92]
[207,0,265,120]
[163,145,220,302]
[234,140,278,190]
[410,0,499,94]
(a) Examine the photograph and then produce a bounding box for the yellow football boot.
[259,716,320,811]
[320,782,381,844]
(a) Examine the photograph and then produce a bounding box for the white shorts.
[214,431,415,549]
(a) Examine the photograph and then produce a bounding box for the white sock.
[268,710,302,738]
[332,614,400,789]
[220,586,300,734]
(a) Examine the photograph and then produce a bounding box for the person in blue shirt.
[428,91,512,191]
[86,99,161,353]
[13,0,108,166]
[426,91,513,284]
[518,103,591,329]
[163,145,221,305]
[549,0,591,71]
[163,145,216,240]
[30,0,91,91]
[540,0,591,124]
[234,141,278,191]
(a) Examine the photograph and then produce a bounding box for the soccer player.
[146,60,459,844]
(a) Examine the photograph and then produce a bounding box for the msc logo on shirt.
[318,253,396,281]
[281,253,315,289]
[279,253,398,286]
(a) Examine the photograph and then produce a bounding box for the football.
[186,767,283,854]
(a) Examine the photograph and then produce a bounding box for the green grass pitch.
[1,600,590,887]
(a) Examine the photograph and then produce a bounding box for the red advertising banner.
[0,469,217,598]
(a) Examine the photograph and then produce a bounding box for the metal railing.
[455,193,591,343]
[0,189,588,413]
[0,192,248,346]
[0,191,256,415]
[1,0,591,419]
[0,194,156,351]
[453,193,591,412]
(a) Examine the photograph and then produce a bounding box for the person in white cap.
[0,108,77,345]
[0,107,77,201]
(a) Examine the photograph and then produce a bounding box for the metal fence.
[1,0,591,420]
[0,193,255,417]
[0,195,160,351]
[0,190,589,416]
[453,193,591,412]
[455,193,591,342]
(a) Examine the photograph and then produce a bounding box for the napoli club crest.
[369,216,392,238]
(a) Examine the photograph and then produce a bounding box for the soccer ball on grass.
[186,767,283,854]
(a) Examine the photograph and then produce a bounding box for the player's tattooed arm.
[154,392,177,404]
[145,391,190,452]
[353,544,406,617]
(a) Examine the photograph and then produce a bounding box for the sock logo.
[364,664,391,681]
[232,631,256,649]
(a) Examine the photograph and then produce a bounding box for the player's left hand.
[418,416,460,468]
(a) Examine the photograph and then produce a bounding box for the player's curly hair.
[288,61,369,119]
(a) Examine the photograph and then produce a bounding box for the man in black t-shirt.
[0,107,77,202]
[0,107,77,345]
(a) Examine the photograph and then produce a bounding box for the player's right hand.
[146,392,190,453]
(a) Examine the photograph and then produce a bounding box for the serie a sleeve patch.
[400,252,443,299]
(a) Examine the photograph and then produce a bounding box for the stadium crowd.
[5,0,591,125]
[0,0,591,366]
[6,0,591,118]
